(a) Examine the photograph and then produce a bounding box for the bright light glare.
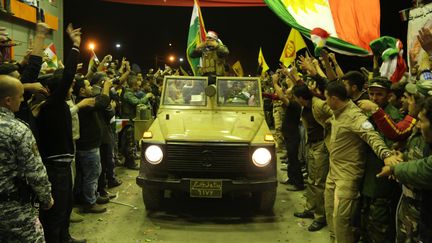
[88,43,95,50]
[252,148,271,167]
[179,58,184,62]
[169,55,175,62]
[115,43,121,48]
[145,145,163,165]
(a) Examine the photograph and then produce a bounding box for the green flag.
[187,0,206,76]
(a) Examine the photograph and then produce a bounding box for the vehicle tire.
[142,187,163,211]
[254,187,277,213]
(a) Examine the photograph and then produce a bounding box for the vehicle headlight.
[252,148,271,167]
[145,145,163,165]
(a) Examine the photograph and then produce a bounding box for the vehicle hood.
[158,111,263,142]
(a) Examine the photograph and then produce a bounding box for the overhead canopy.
[103,0,266,7]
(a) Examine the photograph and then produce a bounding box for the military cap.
[405,80,432,97]
[368,77,391,90]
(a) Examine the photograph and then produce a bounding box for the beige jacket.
[328,100,391,181]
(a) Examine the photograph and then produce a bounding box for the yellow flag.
[232,60,244,77]
[279,28,306,67]
[258,47,269,75]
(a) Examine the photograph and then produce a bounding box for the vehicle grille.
[166,143,250,174]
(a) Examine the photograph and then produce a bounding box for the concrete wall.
[0,0,64,61]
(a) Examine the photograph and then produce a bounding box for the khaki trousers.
[325,176,361,243]
[305,140,329,223]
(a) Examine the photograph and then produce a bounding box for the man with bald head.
[0,75,53,242]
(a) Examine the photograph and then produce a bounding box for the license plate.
[190,179,222,198]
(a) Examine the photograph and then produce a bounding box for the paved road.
[70,155,330,243]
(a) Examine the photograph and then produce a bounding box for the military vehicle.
[136,76,277,212]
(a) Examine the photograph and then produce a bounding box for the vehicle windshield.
[217,78,260,107]
[163,77,207,106]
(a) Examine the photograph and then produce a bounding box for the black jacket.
[36,48,79,159]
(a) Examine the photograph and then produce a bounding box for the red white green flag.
[44,43,58,68]
[265,0,380,56]
[187,0,207,76]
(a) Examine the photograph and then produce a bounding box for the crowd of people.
[0,22,173,243]
[260,25,432,243]
[1,6,432,243]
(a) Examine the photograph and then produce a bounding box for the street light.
[115,43,121,48]
[168,55,175,62]
[179,57,184,62]
[88,42,95,51]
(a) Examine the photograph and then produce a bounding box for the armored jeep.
[136,76,277,212]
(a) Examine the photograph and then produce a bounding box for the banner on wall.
[408,3,432,73]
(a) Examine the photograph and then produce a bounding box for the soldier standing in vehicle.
[190,30,229,84]
[0,75,53,242]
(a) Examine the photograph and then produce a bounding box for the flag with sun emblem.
[280,28,306,67]
[265,0,380,56]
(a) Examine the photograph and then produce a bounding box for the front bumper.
[136,175,277,193]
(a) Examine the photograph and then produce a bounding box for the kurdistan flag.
[44,43,58,68]
[187,0,206,76]
[265,0,380,56]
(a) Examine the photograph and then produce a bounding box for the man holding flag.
[187,0,229,84]
[190,30,229,84]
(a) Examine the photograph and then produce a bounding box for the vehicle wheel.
[254,187,277,213]
[142,187,163,211]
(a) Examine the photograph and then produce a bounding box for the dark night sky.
[64,0,411,75]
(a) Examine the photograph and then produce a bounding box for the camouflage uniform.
[190,44,229,77]
[272,100,285,150]
[396,128,425,243]
[393,152,432,242]
[361,103,403,243]
[120,88,151,167]
[0,107,51,242]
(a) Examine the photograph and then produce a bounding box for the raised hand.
[0,26,8,42]
[298,55,317,76]
[328,52,336,62]
[36,22,50,37]
[77,97,96,109]
[66,23,81,47]
[20,48,33,66]
[418,27,432,56]
[102,55,112,63]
